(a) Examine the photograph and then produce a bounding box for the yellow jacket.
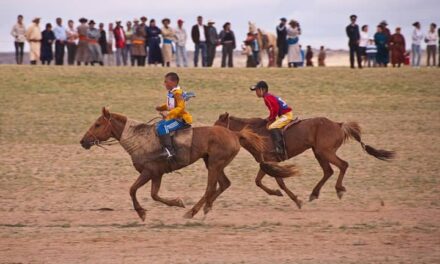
[157,87,193,124]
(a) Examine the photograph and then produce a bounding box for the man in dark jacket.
[276,17,287,67]
[191,16,208,67]
[206,19,218,67]
[346,14,362,68]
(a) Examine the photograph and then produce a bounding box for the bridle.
[85,114,118,149]
[225,115,230,129]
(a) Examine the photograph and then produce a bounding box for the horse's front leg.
[130,171,152,221]
[255,169,283,196]
[150,175,185,208]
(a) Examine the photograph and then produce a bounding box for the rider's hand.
[155,106,163,111]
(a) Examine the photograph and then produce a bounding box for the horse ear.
[102,107,110,118]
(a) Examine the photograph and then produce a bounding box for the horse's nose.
[80,139,84,145]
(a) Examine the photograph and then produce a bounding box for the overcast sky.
[1,0,439,52]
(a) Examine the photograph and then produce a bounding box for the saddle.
[278,117,302,161]
[119,119,193,171]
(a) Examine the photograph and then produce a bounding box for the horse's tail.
[340,122,395,161]
[235,127,299,178]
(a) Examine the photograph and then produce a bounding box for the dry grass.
[0,65,439,263]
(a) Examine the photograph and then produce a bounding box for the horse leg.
[255,169,283,196]
[184,166,219,218]
[322,151,349,199]
[309,150,334,202]
[150,175,185,208]
[203,170,231,211]
[275,177,303,209]
[129,171,152,221]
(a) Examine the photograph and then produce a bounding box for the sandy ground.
[0,67,439,263]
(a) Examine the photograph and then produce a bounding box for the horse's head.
[80,107,114,149]
[214,112,230,127]
[248,21,257,34]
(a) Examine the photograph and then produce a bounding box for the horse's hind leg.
[322,151,349,199]
[310,150,334,202]
[203,170,231,211]
[275,177,302,209]
[130,171,152,221]
[150,175,185,208]
[255,169,283,196]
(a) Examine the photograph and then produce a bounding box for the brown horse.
[80,108,298,221]
[215,113,395,206]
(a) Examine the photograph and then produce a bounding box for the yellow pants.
[268,112,293,129]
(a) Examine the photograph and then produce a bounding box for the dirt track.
[1,66,439,263]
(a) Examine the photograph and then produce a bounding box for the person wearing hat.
[114,20,127,66]
[11,15,26,64]
[250,81,293,157]
[191,16,208,67]
[76,18,90,65]
[175,19,188,67]
[411,21,423,67]
[425,23,438,67]
[276,17,287,67]
[206,19,218,67]
[87,20,103,66]
[25,17,42,65]
[161,18,174,67]
[345,14,362,69]
[40,23,55,65]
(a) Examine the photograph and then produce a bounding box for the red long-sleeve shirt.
[263,93,292,121]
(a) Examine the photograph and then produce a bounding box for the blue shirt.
[53,25,67,41]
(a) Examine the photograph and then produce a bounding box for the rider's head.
[164,72,179,90]
[250,80,268,98]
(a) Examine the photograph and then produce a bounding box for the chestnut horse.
[80,108,298,221]
[215,113,395,206]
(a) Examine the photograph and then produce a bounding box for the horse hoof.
[137,209,146,222]
[337,191,346,200]
[273,190,283,196]
[176,199,185,208]
[309,194,318,202]
[183,210,194,219]
[203,206,211,215]
[296,199,303,209]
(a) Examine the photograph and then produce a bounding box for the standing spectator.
[66,20,78,65]
[125,21,134,66]
[25,17,42,65]
[219,22,236,68]
[318,46,326,66]
[206,20,218,67]
[131,26,147,66]
[11,15,26,64]
[174,19,188,67]
[374,25,389,67]
[286,19,301,68]
[379,20,391,66]
[366,39,377,67]
[359,25,369,66]
[346,14,362,68]
[76,18,90,65]
[140,16,148,55]
[87,20,103,66]
[426,23,438,67]
[243,34,257,67]
[98,23,108,63]
[40,23,55,65]
[114,20,126,66]
[438,25,440,67]
[161,18,174,67]
[411,21,423,67]
[305,45,313,66]
[146,19,163,65]
[276,17,287,67]
[107,23,114,66]
[53,17,66,65]
[389,27,406,67]
[191,16,208,67]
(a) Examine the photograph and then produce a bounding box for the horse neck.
[110,113,127,141]
[230,116,263,131]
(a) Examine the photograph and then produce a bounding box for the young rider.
[250,80,293,157]
[155,72,193,159]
